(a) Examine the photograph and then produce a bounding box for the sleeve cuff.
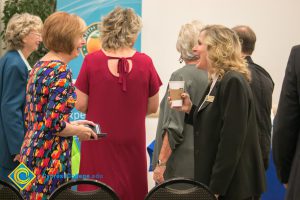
[185,105,197,125]
[54,120,66,132]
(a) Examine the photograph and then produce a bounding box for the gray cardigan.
[152,64,208,179]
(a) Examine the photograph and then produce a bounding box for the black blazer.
[273,45,300,200]
[246,56,274,169]
[186,71,266,200]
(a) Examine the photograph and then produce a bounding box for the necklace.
[50,51,67,63]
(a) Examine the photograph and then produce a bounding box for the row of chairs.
[0,178,217,200]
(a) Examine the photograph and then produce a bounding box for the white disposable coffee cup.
[169,81,185,107]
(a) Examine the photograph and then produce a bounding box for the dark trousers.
[0,166,14,183]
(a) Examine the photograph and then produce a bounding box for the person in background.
[173,25,266,200]
[273,45,300,200]
[0,13,42,183]
[75,7,162,200]
[152,20,208,184]
[19,12,97,200]
[232,25,274,170]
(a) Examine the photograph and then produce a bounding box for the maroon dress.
[75,50,162,200]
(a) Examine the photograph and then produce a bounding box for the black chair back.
[145,178,217,200]
[0,179,24,200]
[48,179,119,200]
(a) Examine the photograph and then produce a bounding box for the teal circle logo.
[8,163,36,190]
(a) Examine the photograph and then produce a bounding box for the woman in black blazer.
[173,25,266,200]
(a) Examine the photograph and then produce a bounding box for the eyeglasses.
[30,32,42,38]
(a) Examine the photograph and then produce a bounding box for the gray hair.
[176,20,203,62]
[5,13,43,50]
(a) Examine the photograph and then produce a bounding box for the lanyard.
[198,74,218,112]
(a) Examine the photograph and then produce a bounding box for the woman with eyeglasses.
[0,13,43,183]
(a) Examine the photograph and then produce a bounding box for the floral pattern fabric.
[20,61,76,200]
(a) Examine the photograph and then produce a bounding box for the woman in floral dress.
[20,12,97,200]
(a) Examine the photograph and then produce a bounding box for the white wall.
[142,0,300,105]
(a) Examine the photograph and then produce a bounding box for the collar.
[209,73,218,94]
[198,73,218,112]
[245,55,254,64]
[17,50,31,71]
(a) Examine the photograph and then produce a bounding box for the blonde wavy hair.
[5,13,42,50]
[100,7,142,51]
[201,25,250,81]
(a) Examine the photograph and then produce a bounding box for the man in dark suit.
[233,25,274,169]
[0,13,42,182]
[273,45,300,200]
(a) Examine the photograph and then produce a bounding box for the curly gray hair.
[5,13,42,50]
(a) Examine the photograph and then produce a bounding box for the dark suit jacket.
[246,56,274,169]
[186,71,266,200]
[0,50,28,169]
[273,45,300,200]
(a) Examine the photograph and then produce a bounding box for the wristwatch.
[157,159,166,167]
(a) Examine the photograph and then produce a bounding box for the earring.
[179,57,183,64]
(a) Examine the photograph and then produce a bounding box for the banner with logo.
[57,0,142,176]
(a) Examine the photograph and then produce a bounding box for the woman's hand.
[13,154,21,162]
[71,120,96,126]
[168,92,193,113]
[76,125,98,141]
[153,165,166,184]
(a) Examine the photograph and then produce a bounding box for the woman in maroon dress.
[75,7,162,200]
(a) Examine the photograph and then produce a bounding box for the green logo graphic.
[81,23,101,56]
[8,162,36,190]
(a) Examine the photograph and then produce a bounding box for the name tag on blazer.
[198,95,214,112]
[205,95,215,103]
[198,81,218,112]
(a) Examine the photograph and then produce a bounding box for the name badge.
[206,95,215,103]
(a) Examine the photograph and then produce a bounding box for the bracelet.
[157,159,167,167]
